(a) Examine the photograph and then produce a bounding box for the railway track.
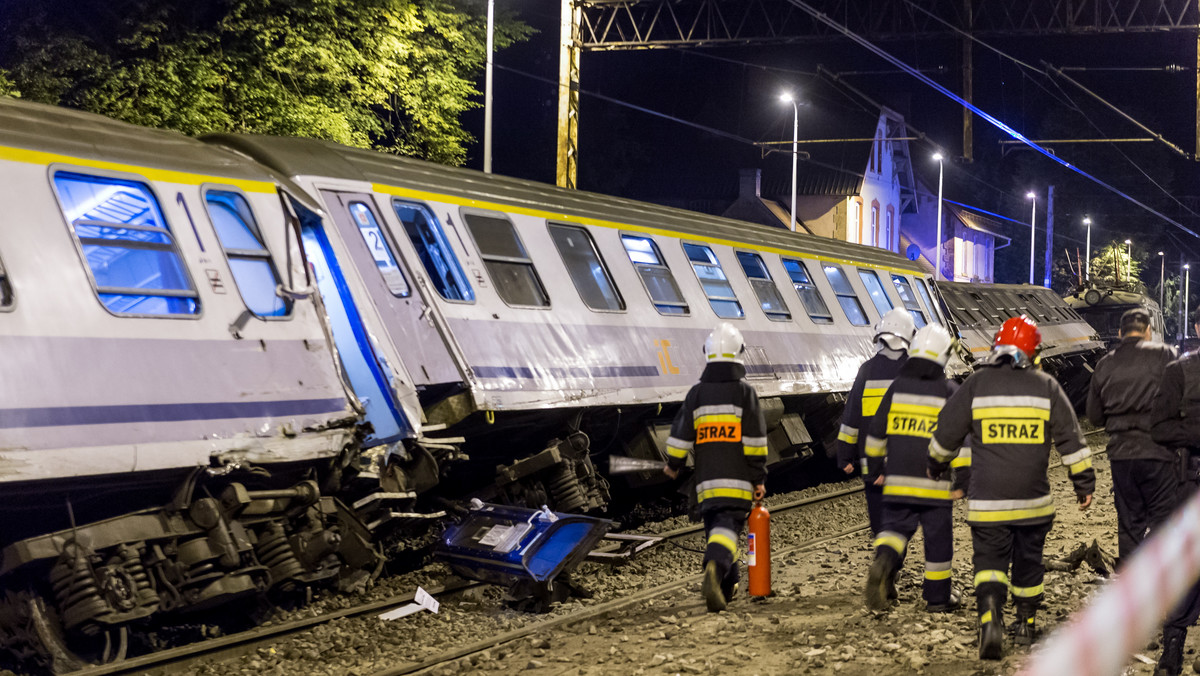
[64,429,1108,676]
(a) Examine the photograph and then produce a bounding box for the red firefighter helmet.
[993,315,1042,358]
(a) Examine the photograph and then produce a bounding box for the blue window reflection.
[205,190,290,317]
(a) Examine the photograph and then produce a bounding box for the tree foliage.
[0,0,530,165]
[1088,241,1144,292]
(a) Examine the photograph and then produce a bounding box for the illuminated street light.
[780,92,798,232]
[933,153,944,280]
[1160,252,1166,312]
[1083,217,1092,282]
[1186,264,1191,340]
[1027,192,1037,285]
[1125,239,1132,285]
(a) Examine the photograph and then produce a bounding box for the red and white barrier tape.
[1020,488,1200,676]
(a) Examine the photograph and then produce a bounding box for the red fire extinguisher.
[747,499,771,597]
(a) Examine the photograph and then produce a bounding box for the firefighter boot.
[865,552,897,611]
[720,565,739,602]
[978,596,1005,660]
[1011,603,1038,646]
[1156,627,1186,676]
[702,561,727,613]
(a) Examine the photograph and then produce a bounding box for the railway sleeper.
[0,477,384,673]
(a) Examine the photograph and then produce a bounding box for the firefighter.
[662,322,767,613]
[1149,312,1200,676]
[928,315,1094,660]
[1086,307,1177,565]
[837,308,917,536]
[863,324,963,613]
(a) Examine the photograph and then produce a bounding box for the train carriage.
[209,135,968,504]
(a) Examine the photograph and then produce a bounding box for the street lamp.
[1124,239,1132,286]
[780,92,799,232]
[1026,192,1037,285]
[1185,264,1192,340]
[1159,251,1166,312]
[483,0,494,173]
[1083,217,1092,283]
[933,153,944,280]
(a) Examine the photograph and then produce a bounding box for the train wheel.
[27,596,127,674]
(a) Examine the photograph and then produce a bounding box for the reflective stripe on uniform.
[981,610,994,624]
[925,560,953,580]
[694,404,743,419]
[708,526,738,554]
[1012,583,1044,598]
[883,476,952,500]
[929,436,956,462]
[1062,448,1093,474]
[694,414,741,425]
[890,392,946,415]
[972,395,1051,422]
[1069,458,1093,474]
[666,436,692,459]
[950,445,972,468]
[838,424,859,444]
[696,479,754,502]
[873,530,908,554]
[967,495,1055,522]
[743,435,768,456]
[974,569,1010,587]
[860,457,869,475]
[864,435,888,458]
[862,380,892,417]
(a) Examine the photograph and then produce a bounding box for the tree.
[1087,241,1144,292]
[0,0,530,165]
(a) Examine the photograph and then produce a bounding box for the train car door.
[320,191,461,387]
[298,216,412,447]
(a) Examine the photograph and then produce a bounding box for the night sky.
[467,3,1200,286]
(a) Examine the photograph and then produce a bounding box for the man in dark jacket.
[663,322,767,613]
[929,315,1094,660]
[1087,307,1177,564]
[863,324,963,613]
[837,308,916,536]
[1148,312,1200,676]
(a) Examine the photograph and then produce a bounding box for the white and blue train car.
[211,135,967,504]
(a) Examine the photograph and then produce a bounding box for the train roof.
[0,97,277,188]
[208,133,925,274]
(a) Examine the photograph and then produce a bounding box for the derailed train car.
[209,134,970,506]
[1063,285,1164,348]
[936,281,1106,407]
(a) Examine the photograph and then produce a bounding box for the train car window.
[52,172,199,316]
[736,251,790,321]
[682,243,743,319]
[889,275,927,328]
[913,278,942,325]
[392,200,474,302]
[823,265,869,326]
[343,201,410,298]
[204,190,293,317]
[621,235,689,315]
[462,212,549,307]
[857,269,894,317]
[781,258,833,324]
[548,223,624,311]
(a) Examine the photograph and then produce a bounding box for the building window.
[548,223,624,312]
[205,190,292,317]
[848,198,863,244]
[913,278,942,325]
[857,268,893,318]
[885,206,895,252]
[782,258,833,324]
[890,275,928,328]
[869,201,880,247]
[824,264,869,326]
[683,243,743,319]
[462,212,549,307]
[344,201,409,298]
[621,234,689,315]
[736,251,790,321]
[53,172,199,316]
[392,200,474,302]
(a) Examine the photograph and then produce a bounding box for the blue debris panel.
[437,503,611,587]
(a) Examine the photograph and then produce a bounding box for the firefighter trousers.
[873,501,954,604]
[703,508,747,593]
[862,477,884,537]
[1111,458,1179,562]
[971,521,1052,611]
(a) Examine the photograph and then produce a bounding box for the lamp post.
[483,0,494,173]
[780,93,799,232]
[933,153,944,280]
[1160,251,1166,311]
[1083,217,1092,283]
[1026,192,1037,285]
[1124,239,1132,286]
[1185,264,1191,340]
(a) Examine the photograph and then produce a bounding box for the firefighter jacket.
[928,359,1095,526]
[837,347,908,475]
[1151,350,1200,452]
[863,358,964,506]
[666,361,768,513]
[1087,336,1177,462]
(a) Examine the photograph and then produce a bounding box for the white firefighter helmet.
[704,322,745,363]
[909,324,954,367]
[874,308,916,351]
